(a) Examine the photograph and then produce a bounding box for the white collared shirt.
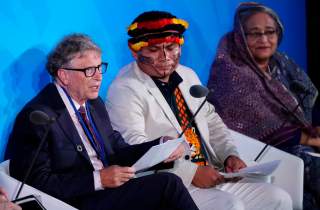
[55,83,103,190]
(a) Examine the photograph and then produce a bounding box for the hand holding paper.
[224,155,247,173]
[132,137,184,172]
[220,160,281,179]
[164,142,185,163]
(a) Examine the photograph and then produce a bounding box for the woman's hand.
[300,131,320,148]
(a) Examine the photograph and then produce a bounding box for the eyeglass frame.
[245,29,278,40]
[61,62,108,77]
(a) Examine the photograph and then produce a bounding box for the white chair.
[229,129,304,210]
[0,160,78,210]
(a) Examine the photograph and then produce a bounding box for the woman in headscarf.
[207,2,319,209]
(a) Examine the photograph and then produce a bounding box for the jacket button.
[77,145,83,152]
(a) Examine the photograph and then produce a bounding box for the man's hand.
[161,136,185,163]
[0,187,22,210]
[224,155,246,173]
[192,165,224,188]
[0,187,8,202]
[164,143,185,163]
[100,165,135,188]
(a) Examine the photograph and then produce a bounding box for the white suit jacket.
[106,62,239,186]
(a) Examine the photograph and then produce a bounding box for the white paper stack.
[220,160,281,178]
[132,137,184,172]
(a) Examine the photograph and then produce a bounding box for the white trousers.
[189,178,292,210]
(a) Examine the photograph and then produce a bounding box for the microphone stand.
[254,92,310,161]
[15,122,52,200]
[178,98,207,160]
[178,98,207,138]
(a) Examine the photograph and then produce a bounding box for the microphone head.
[29,110,55,125]
[189,85,210,98]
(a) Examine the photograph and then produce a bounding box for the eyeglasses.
[61,62,108,77]
[245,30,277,40]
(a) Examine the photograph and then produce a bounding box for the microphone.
[15,110,55,200]
[30,110,56,125]
[189,85,210,98]
[179,85,211,160]
[179,85,210,138]
[254,84,311,161]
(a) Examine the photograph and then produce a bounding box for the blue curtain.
[0,0,306,160]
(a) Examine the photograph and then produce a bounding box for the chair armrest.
[229,129,304,210]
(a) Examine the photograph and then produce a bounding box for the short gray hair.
[46,33,101,77]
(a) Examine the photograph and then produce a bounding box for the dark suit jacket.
[5,83,160,202]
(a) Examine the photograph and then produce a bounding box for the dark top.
[152,72,208,165]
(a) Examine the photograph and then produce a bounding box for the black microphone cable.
[254,85,311,161]
[15,110,55,200]
[179,85,211,161]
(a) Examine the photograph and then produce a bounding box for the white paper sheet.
[132,137,184,172]
[220,160,281,178]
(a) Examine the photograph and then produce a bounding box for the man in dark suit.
[5,33,198,210]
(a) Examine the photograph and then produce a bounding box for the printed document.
[132,137,184,172]
[220,160,281,178]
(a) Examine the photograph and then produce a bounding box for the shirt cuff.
[159,136,166,144]
[93,170,104,191]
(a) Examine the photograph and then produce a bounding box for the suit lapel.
[48,84,91,163]
[57,110,91,163]
[133,63,182,133]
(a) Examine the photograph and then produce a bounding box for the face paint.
[137,43,181,81]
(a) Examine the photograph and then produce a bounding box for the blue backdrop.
[0,0,306,160]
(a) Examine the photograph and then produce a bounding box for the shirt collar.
[55,82,86,111]
[152,71,183,89]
